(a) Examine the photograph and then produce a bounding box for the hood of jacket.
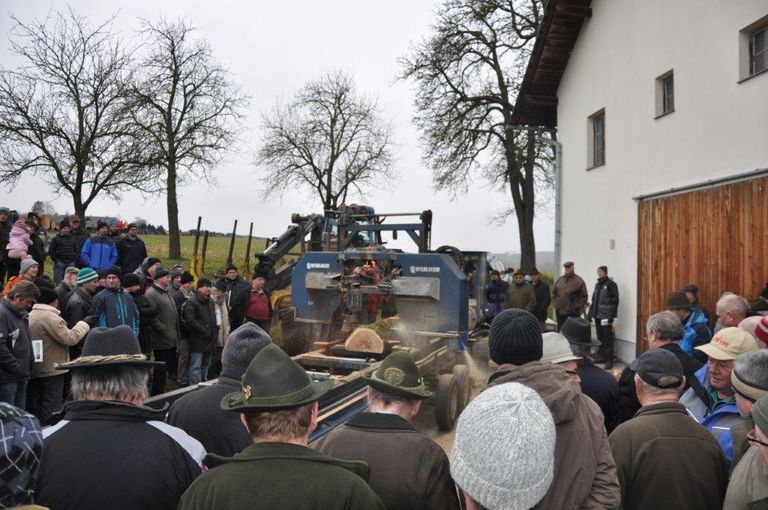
[488,361,579,425]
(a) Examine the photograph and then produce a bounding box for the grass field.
[40,233,297,279]
[141,234,275,276]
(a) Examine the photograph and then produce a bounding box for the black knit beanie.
[489,309,543,366]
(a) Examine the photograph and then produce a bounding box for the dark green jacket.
[178,442,386,510]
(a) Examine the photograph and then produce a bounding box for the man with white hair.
[716,294,750,334]
[451,382,556,510]
[36,325,204,509]
[610,349,727,509]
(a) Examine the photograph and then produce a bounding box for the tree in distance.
[0,10,158,218]
[256,70,395,211]
[130,18,247,259]
[400,0,553,272]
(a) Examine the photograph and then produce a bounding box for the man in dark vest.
[178,344,385,510]
[588,266,619,368]
[315,351,460,509]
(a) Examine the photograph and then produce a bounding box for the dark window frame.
[751,26,767,75]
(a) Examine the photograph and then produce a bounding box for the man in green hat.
[178,344,385,510]
[315,351,460,510]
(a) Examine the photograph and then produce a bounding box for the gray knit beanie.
[20,258,39,275]
[221,322,273,378]
[451,382,555,510]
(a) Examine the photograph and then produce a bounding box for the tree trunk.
[518,136,537,273]
[73,195,86,219]
[167,160,181,259]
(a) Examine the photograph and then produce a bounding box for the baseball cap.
[695,327,758,361]
[630,349,683,389]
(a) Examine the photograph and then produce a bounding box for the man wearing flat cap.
[315,351,460,510]
[552,261,588,331]
[36,325,205,510]
[725,394,768,508]
[178,344,385,510]
[609,349,728,510]
[680,327,758,464]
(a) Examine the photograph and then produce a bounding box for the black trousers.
[27,374,66,425]
[151,348,177,396]
[595,318,615,360]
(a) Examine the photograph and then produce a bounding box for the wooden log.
[345,328,385,354]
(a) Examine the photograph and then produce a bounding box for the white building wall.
[556,0,768,361]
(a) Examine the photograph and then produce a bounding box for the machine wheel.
[434,373,460,431]
[434,245,463,271]
[452,364,471,412]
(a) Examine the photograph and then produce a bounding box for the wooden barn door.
[636,175,768,356]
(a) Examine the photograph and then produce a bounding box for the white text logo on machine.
[409,265,440,273]
[307,263,331,269]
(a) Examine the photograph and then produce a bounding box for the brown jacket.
[609,401,728,510]
[314,412,460,510]
[488,362,620,510]
[506,282,536,312]
[553,273,588,315]
[28,304,89,378]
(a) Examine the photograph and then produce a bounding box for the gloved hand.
[83,315,100,328]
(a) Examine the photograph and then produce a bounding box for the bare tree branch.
[399,0,550,270]
[130,18,247,258]
[0,10,160,217]
[255,70,395,211]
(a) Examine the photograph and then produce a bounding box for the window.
[587,109,605,169]
[739,16,768,81]
[752,27,767,75]
[655,70,674,118]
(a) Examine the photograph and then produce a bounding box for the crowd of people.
[3,207,768,508]
[0,211,274,420]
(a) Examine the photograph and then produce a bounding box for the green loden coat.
[178,442,386,510]
[506,281,536,312]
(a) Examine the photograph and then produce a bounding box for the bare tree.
[131,18,246,258]
[400,0,552,271]
[0,10,158,218]
[256,70,395,211]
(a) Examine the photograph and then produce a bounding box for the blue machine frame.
[291,250,470,351]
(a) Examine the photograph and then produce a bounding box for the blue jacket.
[92,287,140,337]
[81,236,118,271]
[680,309,712,357]
[679,364,742,464]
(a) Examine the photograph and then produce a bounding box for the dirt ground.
[412,338,626,456]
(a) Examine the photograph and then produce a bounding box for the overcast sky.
[0,0,555,253]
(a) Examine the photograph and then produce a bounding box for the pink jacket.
[6,220,32,252]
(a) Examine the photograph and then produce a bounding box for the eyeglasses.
[747,433,768,448]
